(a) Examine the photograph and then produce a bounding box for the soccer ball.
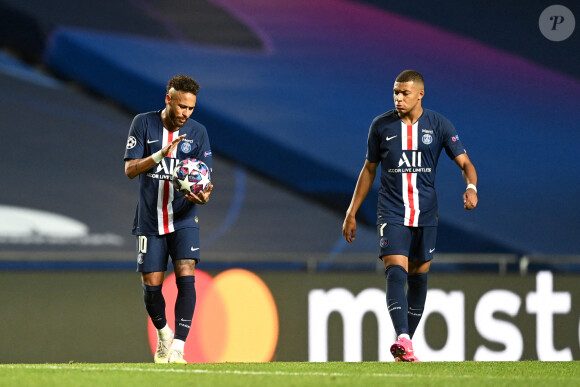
[172,158,211,194]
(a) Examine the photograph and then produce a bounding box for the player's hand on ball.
[463,189,478,210]
[185,182,213,204]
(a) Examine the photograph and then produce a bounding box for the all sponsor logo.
[146,158,179,180]
[389,151,431,173]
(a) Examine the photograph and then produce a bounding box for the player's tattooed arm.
[125,158,156,179]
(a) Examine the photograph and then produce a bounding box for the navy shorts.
[135,227,200,273]
[376,223,437,262]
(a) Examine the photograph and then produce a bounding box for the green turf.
[0,361,578,387]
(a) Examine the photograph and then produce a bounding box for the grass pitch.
[1,361,578,387]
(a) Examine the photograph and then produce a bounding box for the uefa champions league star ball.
[172,158,211,194]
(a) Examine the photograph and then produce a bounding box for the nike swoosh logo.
[147,139,159,144]
[191,247,199,251]
[429,248,436,253]
[386,135,397,141]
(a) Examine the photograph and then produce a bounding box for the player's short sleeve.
[194,124,213,171]
[440,115,466,160]
[124,114,146,161]
[365,118,381,163]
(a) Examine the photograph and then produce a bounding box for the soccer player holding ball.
[124,75,213,363]
[342,70,478,362]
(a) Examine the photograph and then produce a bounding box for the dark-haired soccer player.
[342,70,478,362]
[124,75,213,364]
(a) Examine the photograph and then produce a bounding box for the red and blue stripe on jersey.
[158,129,176,235]
[401,122,420,227]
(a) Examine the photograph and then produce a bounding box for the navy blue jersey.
[366,109,465,227]
[124,110,212,236]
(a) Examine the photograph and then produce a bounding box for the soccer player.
[342,70,478,362]
[124,75,213,364]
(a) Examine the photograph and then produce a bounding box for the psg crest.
[181,142,192,153]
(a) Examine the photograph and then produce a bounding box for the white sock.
[158,324,172,338]
[398,334,411,341]
[171,339,185,351]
